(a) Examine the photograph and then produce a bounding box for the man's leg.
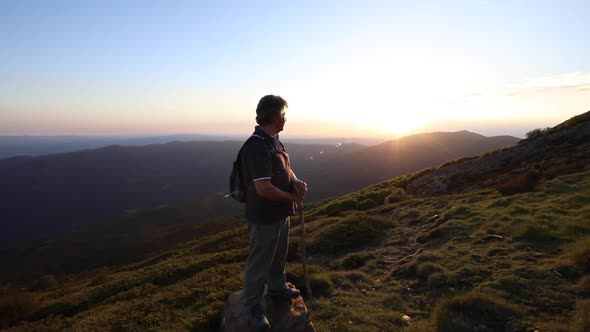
[267,217,289,292]
[241,222,282,309]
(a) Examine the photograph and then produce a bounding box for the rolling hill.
[0,131,518,242]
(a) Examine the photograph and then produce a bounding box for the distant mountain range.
[0,130,520,242]
[0,134,386,159]
[0,134,237,158]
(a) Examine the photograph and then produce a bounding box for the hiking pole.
[299,201,313,302]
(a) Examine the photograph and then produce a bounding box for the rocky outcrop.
[406,118,590,197]
[220,290,316,332]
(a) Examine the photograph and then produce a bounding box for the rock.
[220,290,316,332]
[402,314,412,322]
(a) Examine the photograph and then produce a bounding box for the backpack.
[229,136,276,202]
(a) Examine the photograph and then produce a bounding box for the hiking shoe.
[268,285,301,299]
[248,304,270,331]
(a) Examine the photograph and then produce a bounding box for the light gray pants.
[241,217,290,309]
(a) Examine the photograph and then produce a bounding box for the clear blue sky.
[1,0,589,138]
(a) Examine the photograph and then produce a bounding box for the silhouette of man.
[240,95,308,330]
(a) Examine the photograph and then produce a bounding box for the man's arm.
[254,179,299,202]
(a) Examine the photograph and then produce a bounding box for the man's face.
[274,108,287,132]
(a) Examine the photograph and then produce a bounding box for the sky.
[1,0,590,140]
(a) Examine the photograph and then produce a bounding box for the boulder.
[220,289,316,332]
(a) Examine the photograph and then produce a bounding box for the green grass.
[572,238,590,273]
[433,291,519,332]
[574,300,590,332]
[307,214,391,254]
[0,292,40,329]
[574,276,590,296]
[309,273,334,296]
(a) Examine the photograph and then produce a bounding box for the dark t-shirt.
[242,127,296,224]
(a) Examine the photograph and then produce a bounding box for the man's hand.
[293,179,308,201]
[255,179,300,203]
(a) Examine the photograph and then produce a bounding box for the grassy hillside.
[4,169,589,331]
[1,113,588,331]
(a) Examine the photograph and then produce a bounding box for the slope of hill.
[0,131,518,242]
[298,131,520,199]
[0,194,244,284]
[2,112,588,331]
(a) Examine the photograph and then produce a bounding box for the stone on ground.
[220,289,316,332]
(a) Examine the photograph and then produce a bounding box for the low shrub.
[286,264,323,292]
[525,127,551,139]
[384,188,408,204]
[309,273,334,296]
[358,188,390,206]
[359,198,379,210]
[488,276,528,298]
[427,272,448,288]
[487,198,513,208]
[433,292,519,332]
[343,271,373,284]
[511,223,559,246]
[574,300,590,332]
[396,260,418,278]
[319,271,372,290]
[314,197,358,216]
[572,239,590,273]
[339,252,375,269]
[381,293,407,310]
[417,262,443,281]
[497,170,542,195]
[0,292,40,328]
[555,263,581,279]
[31,275,59,291]
[428,223,469,244]
[308,215,390,254]
[575,276,590,297]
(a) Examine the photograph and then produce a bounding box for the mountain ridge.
[0,130,519,242]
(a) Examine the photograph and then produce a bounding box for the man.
[240,95,308,331]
